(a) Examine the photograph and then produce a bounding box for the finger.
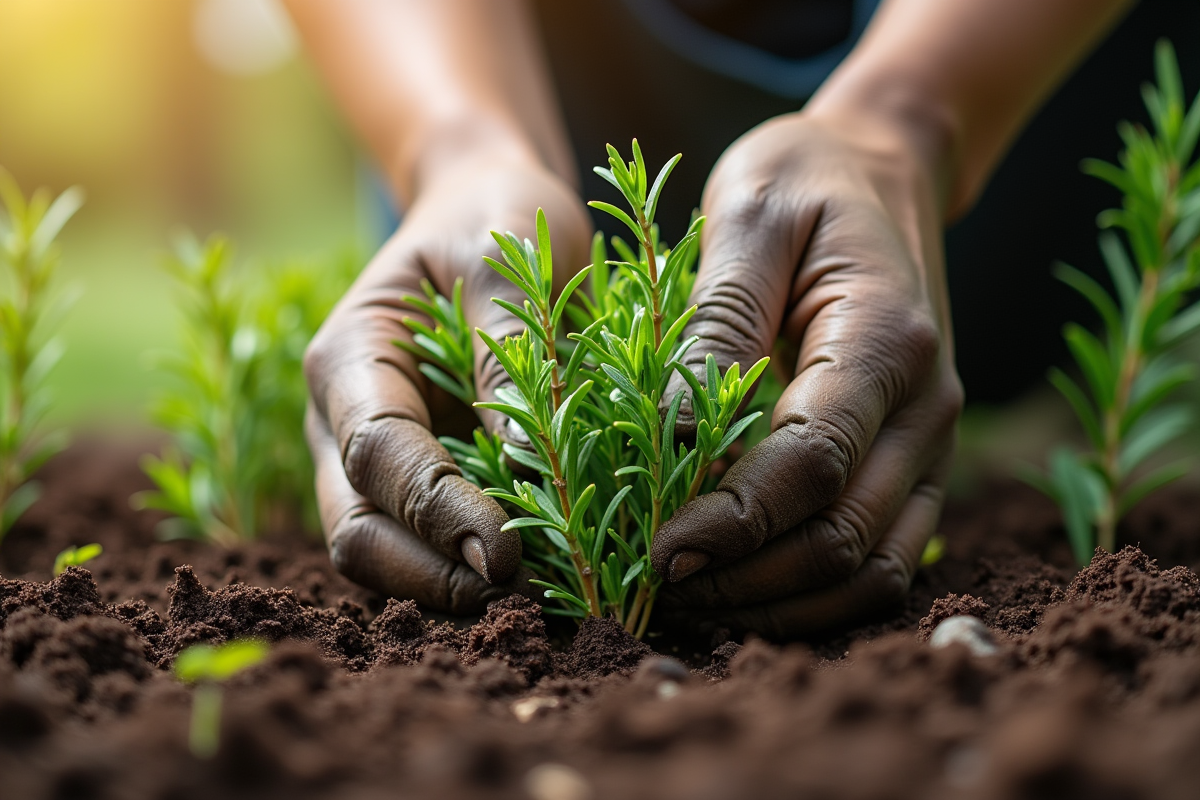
[659,406,954,609]
[662,481,941,639]
[306,247,520,582]
[660,177,821,431]
[447,199,592,438]
[307,407,532,613]
[652,283,944,581]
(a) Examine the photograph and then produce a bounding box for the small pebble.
[930,615,998,657]
[636,656,690,682]
[511,695,560,723]
[506,418,531,444]
[525,763,592,800]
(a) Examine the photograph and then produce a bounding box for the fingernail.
[668,550,710,582]
[461,536,490,582]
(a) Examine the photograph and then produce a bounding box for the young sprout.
[0,169,82,537]
[400,142,768,637]
[136,235,358,544]
[53,543,103,576]
[1024,40,1200,565]
[174,639,270,759]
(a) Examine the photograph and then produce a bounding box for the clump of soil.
[4,441,1200,798]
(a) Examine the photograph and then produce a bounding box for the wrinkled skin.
[304,157,592,614]
[650,111,964,639]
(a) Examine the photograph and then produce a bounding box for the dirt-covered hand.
[305,158,592,614]
[651,112,963,637]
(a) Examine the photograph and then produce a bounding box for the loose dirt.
[3,439,1200,799]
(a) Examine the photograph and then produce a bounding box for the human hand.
[650,110,963,638]
[305,156,592,614]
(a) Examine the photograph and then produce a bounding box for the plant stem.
[634,589,656,640]
[1097,267,1160,553]
[624,582,647,634]
[543,437,601,617]
[636,215,663,348]
[189,683,223,759]
[685,457,712,504]
[538,307,564,410]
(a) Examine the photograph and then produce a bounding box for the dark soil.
[4,439,1200,799]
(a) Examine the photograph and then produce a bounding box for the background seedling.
[135,234,357,545]
[174,639,269,759]
[0,169,81,538]
[53,543,102,576]
[1024,40,1200,565]
[401,142,767,636]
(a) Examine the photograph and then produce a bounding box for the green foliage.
[401,142,767,637]
[53,543,103,576]
[1027,41,1200,565]
[174,639,269,759]
[135,234,357,546]
[0,169,81,538]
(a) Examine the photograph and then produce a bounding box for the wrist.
[388,113,548,206]
[805,69,964,219]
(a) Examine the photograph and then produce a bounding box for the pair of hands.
[304,110,963,638]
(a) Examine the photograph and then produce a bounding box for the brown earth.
[3,438,1200,799]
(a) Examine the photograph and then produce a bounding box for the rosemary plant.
[0,169,82,537]
[1026,41,1200,565]
[401,142,767,637]
[137,235,357,545]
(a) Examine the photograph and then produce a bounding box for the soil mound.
[4,445,1200,798]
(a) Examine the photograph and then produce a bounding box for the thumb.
[661,192,821,432]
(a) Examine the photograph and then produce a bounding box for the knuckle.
[930,375,965,434]
[341,417,386,492]
[327,521,366,580]
[776,421,852,506]
[893,313,941,373]
[807,514,868,583]
[303,328,335,389]
[869,551,914,605]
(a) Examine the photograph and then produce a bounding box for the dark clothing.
[532,0,1200,403]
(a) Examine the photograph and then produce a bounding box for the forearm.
[806,0,1133,219]
[283,0,575,205]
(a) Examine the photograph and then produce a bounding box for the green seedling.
[0,168,82,538]
[174,639,269,759]
[401,142,768,637]
[53,543,103,576]
[1024,40,1200,565]
[135,234,357,545]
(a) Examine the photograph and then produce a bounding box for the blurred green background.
[0,0,372,423]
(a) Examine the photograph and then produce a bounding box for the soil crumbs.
[4,441,1200,799]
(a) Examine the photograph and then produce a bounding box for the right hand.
[304,155,593,614]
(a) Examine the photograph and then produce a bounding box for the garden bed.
[3,439,1200,799]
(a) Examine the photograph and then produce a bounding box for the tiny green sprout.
[53,543,103,576]
[400,141,768,637]
[1023,40,1200,565]
[920,535,945,567]
[174,639,270,759]
[0,168,82,538]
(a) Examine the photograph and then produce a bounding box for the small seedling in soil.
[0,168,82,538]
[174,639,269,759]
[1024,40,1200,565]
[53,543,102,576]
[135,234,357,545]
[401,142,767,637]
